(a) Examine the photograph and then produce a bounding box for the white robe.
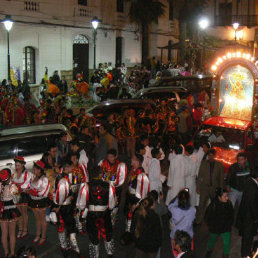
[142,146,152,174]
[148,158,162,193]
[185,155,197,206]
[166,154,187,205]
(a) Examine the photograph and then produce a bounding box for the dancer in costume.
[76,168,116,258]
[51,160,80,254]
[70,152,89,233]
[123,109,137,158]
[11,156,32,239]
[0,168,20,257]
[99,149,127,225]
[28,161,50,245]
[125,154,150,232]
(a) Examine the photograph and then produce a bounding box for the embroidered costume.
[76,179,116,258]
[11,157,32,206]
[125,167,150,231]
[28,175,50,209]
[52,172,79,254]
[0,169,21,222]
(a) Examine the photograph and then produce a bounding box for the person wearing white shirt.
[140,136,152,174]
[166,145,188,205]
[149,148,162,193]
[184,145,198,206]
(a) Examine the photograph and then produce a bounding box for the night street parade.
[0,0,257,257]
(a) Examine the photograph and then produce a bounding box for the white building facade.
[0,0,178,84]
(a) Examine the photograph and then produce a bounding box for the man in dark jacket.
[236,166,258,258]
[226,152,250,208]
[173,230,195,258]
[196,149,224,224]
[51,70,60,85]
[95,124,118,165]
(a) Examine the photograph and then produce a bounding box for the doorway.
[73,34,89,82]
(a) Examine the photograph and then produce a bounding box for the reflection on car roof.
[86,99,156,113]
[0,123,68,137]
[137,86,187,93]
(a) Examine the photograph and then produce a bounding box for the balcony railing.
[215,15,258,27]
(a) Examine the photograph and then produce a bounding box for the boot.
[58,231,68,250]
[89,242,99,258]
[204,249,213,258]
[125,209,133,232]
[104,239,115,256]
[75,213,83,232]
[125,219,132,232]
[111,207,118,226]
[69,233,80,253]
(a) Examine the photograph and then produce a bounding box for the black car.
[154,75,213,91]
[86,99,156,124]
[133,86,188,104]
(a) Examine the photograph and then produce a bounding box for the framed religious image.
[219,64,254,121]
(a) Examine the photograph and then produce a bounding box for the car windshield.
[194,124,245,150]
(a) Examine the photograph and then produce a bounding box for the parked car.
[86,99,156,125]
[133,86,188,104]
[154,75,213,92]
[0,123,71,171]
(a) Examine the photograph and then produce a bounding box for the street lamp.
[198,17,209,73]
[198,17,209,30]
[91,16,99,70]
[2,15,13,81]
[232,22,239,42]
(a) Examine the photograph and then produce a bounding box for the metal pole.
[7,31,11,81]
[202,45,206,73]
[93,29,96,70]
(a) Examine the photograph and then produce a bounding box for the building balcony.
[215,15,258,27]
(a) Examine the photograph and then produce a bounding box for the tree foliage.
[128,0,166,25]
[127,0,166,65]
[173,0,210,63]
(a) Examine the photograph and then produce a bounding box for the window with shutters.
[23,47,36,84]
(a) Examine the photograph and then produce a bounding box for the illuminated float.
[193,51,258,171]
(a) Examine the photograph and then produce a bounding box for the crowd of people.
[0,108,257,258]
[0,62,257,258]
